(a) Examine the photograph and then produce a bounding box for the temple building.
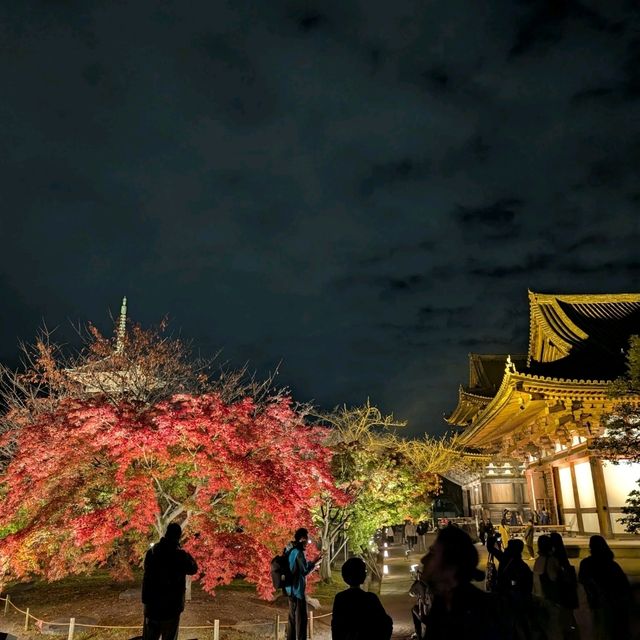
[446,292,640,537]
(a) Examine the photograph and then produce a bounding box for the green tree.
[314,403,474,581]
[591,335,640,533]
[313,402,405,580]
[617,480,640,534]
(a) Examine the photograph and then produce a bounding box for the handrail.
[0,594,334,633]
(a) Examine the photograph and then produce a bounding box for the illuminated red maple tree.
[0,313,341,598]
[0,393,336,597]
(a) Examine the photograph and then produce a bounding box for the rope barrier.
[0,593,334,632]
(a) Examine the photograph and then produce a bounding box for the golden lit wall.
[558,467,575,509]
[489,483,514,503]
[574,461,596,508]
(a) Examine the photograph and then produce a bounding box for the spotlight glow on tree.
[0,317,340,598]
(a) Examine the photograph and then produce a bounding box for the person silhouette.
[331,557,392,640]
[578,535,631,640]
[142,523,198,640]
[419,526,509,639]
[549,532,579,636]
[523,518,535,559]
[534,534,577,640]
[285,528,322,640]
[487,538,534,639]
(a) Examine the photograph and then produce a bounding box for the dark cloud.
[359,239,435,266]
[360,158,429,196]
[387,274,425,292]
[623,36,640,98]
[565,235,609,252]
[510,1,611,58]
[293,10,327,32]
[571,86,616,104]
[557,260,640,276]
[0,0,639,435]
[456,199,524,241]
[469,254,552,279]
[421,66,450,90]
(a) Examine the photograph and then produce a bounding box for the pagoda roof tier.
[469,353,527,392]
[445,386,493,427]
[527,291,640,378]
[446,353,526,427]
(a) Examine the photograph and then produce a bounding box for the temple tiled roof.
[446,354,526,427]
[527,291,640,380]
[469,353,526,393]
[445,291,640,437]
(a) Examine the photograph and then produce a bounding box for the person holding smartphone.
[285,528,322,640]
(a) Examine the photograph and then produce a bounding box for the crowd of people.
[385,521,431,547]
[411,526,632,640]
[139,522,633,640]
[339,522,632,640]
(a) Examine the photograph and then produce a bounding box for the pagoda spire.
[115,296,127,355]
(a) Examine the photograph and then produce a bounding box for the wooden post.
[213,618,220,640]
[67,616,75,640]
[590,456,612,537]
[309,611,314,639]
[24,607,30,631]
[185,575,192,601]
[3,594,9,615]
[275,614,281,640]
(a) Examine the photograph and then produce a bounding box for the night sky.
[1,1,639,436]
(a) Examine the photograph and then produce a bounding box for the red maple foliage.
[0,393,340,598]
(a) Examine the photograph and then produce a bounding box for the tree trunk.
[320,553,332,581]
[361,547,382,581]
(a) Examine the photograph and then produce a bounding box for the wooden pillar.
[481,481,489,509]
[569,463,584,534]
[527,470,537,513]
[550,467,562,525]
[515,479,525,509]
[590,456,612,537]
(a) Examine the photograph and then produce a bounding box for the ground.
[0,574,329,640]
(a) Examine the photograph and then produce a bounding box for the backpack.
[270,547,294,592]
[485,554,498,593]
